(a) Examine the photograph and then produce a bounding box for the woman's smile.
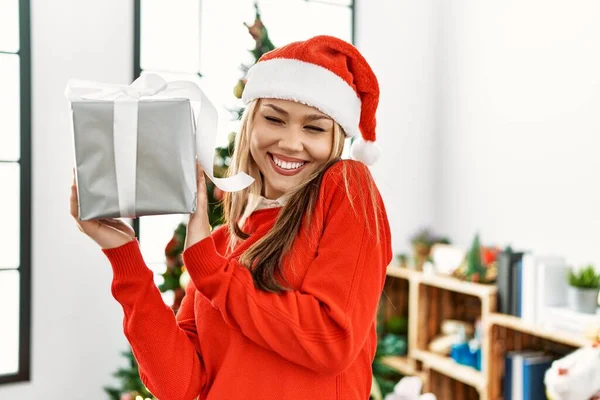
[268,152,309,176]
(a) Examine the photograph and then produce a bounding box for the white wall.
[436,1,600,266]
[355,0,439,254]
[0,0,133,398]
[356,0,600,266]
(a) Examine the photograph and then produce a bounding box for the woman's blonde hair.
[222,99,379,293]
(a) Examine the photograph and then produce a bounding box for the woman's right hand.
[70,170,136,249]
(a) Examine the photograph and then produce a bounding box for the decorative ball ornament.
[350,138,381,165]
[179,268,191,289]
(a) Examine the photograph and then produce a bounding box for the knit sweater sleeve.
[103,239,206,400]
[182,161,393,375]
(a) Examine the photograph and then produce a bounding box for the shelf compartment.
[379,355,427,382]
[487,313,585,399]
[379,273,410,330]
[425,368,480,400]
[415,284,483,353]
[413,349,484,391]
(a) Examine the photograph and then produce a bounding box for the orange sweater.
[103,160,392,400]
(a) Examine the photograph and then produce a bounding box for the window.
[133,0,354,284]
[0,0,32,385]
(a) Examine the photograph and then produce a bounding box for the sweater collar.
[239,193,290,227]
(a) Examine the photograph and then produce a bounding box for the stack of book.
[496,251,569,324]
[504,350,554,400]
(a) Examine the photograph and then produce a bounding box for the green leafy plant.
[409,227,450,247]
[370,313,408,399]
[568,265,600,289]
[409,227,450,270]
[466,232,485,282]
[103,350,156,400]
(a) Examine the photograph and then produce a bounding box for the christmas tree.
[103,351,155,400]
[104,5,276,399]
[158,1,276,314]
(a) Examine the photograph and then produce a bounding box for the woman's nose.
[278,128,304,152]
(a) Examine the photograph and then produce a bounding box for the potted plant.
[567,264,600,314]
[395,253,409,268]
[409,227,450,270]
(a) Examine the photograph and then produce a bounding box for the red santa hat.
[242,35,381,165]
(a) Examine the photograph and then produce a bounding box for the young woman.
[71,35,392,400]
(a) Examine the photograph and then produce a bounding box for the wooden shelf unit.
[379,265,592,400]
[382,265,496,399]
[486,312,593,399]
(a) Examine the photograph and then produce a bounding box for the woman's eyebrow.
[263,104,330,122]
[263,103,288,115]
[305,114,331,122]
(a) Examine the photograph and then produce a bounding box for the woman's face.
[249,99,335,199]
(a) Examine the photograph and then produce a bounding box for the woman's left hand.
[185,162,212,250]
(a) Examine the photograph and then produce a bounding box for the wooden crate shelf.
[379,266,591,399]
[379,267,496,399]
[412,349,484,391]
[486,312,593,399]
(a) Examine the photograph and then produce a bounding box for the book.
[523,354,553,400]
[504,351,553,400]
[521,254,565,324]
[497,250,524,315]
[535,258,568,325]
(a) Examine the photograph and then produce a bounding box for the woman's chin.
[268,180,295,198]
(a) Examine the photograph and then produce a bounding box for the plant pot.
[412,243,431,271]
[567,286,600,314]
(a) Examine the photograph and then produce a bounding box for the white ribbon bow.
[65,74,254,217]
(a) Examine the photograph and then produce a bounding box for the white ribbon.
[65,74,254,217]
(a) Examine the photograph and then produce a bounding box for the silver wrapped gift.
[66,74,254,220]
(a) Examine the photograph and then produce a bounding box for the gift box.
[66,74,253,220]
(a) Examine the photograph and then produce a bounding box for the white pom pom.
[350,137,381,165]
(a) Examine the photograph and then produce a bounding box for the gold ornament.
[233,80,244,99]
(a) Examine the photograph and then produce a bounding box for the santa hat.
[242,35,381,165]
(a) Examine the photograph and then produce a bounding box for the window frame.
[0,0,33,385]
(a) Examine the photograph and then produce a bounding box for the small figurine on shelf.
[453,232,499,283]
[409,227,450,271]
[449,319,482,370]
[428,319,474,357]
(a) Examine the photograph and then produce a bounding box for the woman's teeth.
[272,155,305,170]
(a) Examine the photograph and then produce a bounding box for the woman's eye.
[306,126,325,132]
[265,116,283,124]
